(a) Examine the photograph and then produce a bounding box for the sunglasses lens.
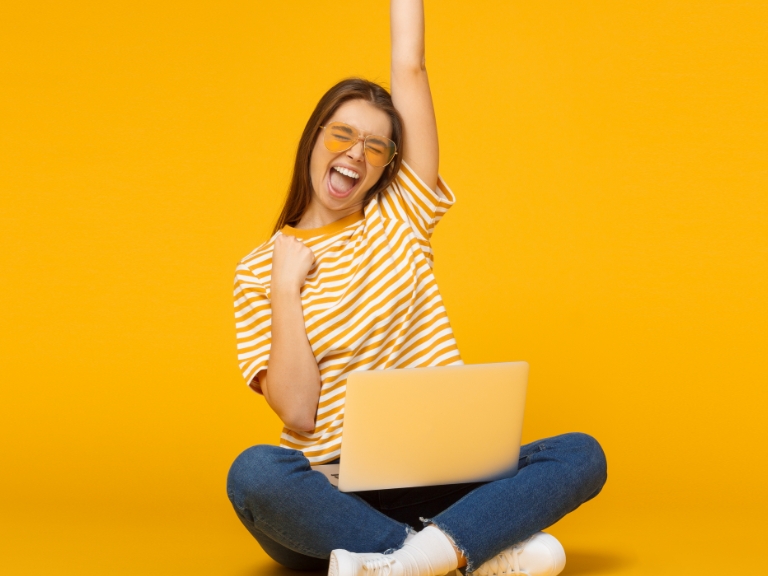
[323,122,396,166]
[324,122,357,152]
[365,136,396,167]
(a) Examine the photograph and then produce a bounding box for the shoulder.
[371,161,456,237]
[384,162,455,206]
[236,235,278,280]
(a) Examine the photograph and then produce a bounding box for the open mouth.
[327,165,361,198]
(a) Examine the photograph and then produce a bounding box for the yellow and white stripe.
[234,162,462,464]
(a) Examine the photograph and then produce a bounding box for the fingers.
[280,234,311,251]
[273,233,316,264]
[271,234,317,292]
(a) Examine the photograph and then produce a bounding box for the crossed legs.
[227,432,606,572]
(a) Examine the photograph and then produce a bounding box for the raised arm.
[390,0,439,191]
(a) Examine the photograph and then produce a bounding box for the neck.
[295,203,364,230]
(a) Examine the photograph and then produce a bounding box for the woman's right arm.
[258,233,321,432]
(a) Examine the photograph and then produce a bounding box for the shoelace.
[363,556,396,576]
[475,542,529,576]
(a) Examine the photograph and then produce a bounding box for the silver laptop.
[313,362,528,492]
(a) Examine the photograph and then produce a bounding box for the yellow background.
[2,1,766,574]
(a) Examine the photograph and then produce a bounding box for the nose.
[346,138,366,162]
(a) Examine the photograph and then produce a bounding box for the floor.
[0,494,759,575]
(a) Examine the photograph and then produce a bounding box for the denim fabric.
[226,432,607,572]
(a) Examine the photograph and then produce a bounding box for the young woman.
[228,2,607,575]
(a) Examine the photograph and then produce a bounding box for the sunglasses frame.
[319,122,398,167]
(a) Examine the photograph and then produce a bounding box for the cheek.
[368,167,386,186]
[358,168,386,198]
[309,143,327,188]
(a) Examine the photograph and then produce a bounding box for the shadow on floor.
[563,549,633,575]
[238,565,326,576]
[238,550,631,576]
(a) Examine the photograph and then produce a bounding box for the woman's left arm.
[390,0,438,191]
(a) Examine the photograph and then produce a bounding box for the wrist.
[270,283,302,300]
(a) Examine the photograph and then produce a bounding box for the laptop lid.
[335,362,528,492]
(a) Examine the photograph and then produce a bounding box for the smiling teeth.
[333,166,360,179]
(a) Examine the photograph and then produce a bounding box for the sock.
[387,525,459,576]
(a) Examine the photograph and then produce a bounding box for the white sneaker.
[470,532,566,576]
[329,549,403,576]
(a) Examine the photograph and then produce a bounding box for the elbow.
[392,58,427,75]
[283,412,316,433]
[261,372,320,432]
[277,402,318,433]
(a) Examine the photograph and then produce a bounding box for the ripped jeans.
[226,432,607,573]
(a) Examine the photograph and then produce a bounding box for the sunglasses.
[320,122,397,167]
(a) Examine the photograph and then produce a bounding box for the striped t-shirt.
[233,161,462,464]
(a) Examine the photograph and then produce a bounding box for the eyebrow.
[335,122,390,141]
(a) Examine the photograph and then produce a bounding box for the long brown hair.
[272,78,404,234]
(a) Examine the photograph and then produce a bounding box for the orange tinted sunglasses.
[320,122,397,167]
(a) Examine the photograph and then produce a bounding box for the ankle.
[394,525,459,576]
[428,525,466,568]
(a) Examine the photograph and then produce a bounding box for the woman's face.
[303,99,392,228]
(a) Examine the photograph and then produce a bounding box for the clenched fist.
[270,232,316,294]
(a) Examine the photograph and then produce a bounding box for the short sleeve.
[233,262,272,394]
[379,161,456,244]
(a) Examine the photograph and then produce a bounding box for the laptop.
[312,362,529,492]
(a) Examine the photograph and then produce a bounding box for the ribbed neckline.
[281,211,365,239]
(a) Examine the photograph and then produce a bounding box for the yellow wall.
[1,0,767,572]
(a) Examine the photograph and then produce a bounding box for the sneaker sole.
[329,549,382,576]
[328,550,347,576]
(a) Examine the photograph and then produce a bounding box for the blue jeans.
[226,433,607,573]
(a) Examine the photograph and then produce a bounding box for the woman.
[228,1,607,575]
